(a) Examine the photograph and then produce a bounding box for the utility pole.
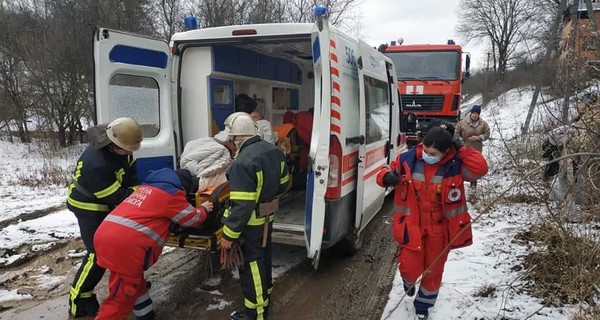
[484,51,491,104]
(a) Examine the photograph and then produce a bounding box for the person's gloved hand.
[382,171,400,187]
[452,137,464,150]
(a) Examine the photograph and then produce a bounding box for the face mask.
[422,150,441,164]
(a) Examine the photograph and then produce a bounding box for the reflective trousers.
[239,223,273,320]
[95,272,154,320]
[69,210,106,316]
[398,232,449,312]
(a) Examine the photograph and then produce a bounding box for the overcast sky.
[357,0,487,70]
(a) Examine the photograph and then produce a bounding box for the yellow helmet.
[224,112,257,137]
[106,117,143,152]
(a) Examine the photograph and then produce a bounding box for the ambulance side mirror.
[406,112,417,133]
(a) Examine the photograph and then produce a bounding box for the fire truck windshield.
[386,51,460,81]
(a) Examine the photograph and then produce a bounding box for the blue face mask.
[422,150,441,164]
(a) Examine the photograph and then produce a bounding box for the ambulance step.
[272,230,304,246]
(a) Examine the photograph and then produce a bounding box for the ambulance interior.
[200,38,317,241]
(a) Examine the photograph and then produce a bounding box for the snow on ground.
[0,140,83,224]
[0,210,78,250]
[0,289,31,304]
[381,88,580,319]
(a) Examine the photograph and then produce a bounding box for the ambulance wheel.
[335,232,364,256]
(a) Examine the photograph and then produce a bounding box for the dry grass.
[13,139,80,188]
[519,222,600,307]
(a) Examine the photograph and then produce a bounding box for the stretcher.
[166,183,229,252]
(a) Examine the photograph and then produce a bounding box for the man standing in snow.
[377,122,488,319]
[93,168,213,320]
[66,117,143,318]
[455,105,490,187]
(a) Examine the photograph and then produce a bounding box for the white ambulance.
[93,7,406,268]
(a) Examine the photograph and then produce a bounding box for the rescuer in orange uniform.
[377,122,488,319]
[93,168,213,320]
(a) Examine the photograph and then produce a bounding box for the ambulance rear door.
[305,9,333,269]
[94,28,175,182]
[354,40,391,233]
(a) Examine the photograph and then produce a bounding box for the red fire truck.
[381,40,470,144]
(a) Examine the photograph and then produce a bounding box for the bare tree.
[457,0,541,80]
[285,0,359,24]
[150,0,186,39]
[0,5,37,143]
[522,0,568,134]
[193,0,359,27]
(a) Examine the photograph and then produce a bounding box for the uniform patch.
[447,187,462,202]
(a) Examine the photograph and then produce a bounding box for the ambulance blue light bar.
[314,6,327,16]
[184,16,198,31]
[448,39,455,45]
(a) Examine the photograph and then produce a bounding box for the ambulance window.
[213,83,232,104]
[364,76,390,144]
[108,74,160,138]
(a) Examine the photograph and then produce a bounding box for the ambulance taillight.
[325,135,342,199]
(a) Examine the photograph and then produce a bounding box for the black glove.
[382,171,400,187]
[441,121,456,137]
[452,137,464,150]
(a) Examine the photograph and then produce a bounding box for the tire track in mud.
[273,199,398,320]
[0,204,66,230]
[0,203,74,269]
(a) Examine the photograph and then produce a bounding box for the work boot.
[416,309,429,320]
[68,294,100,318]
[403,283,416,297]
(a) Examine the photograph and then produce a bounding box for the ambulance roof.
[385,44,462,52]
[171,23,314,42]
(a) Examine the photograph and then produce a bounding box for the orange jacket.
[377,144,488,251]
[95,168,207,275]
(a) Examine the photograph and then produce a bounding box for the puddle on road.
[0,240,85,308]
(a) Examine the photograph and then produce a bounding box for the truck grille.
[400,95,445,111]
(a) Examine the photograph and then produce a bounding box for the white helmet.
[224,112,257,137]
[106,117,143,152]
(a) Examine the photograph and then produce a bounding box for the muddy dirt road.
[0,200,397,320]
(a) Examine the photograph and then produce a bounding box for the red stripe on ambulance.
[332,81,340,92]
[330,53,338,63]
[365,145,387,168]
[331,110,341,120]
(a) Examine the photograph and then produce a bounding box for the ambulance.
[93,7,406,268]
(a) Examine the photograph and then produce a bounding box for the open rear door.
[94,28,175,182]
[305,13,332,269]
[355,40,391,233]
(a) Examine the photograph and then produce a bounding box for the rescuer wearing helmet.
[219,112,289,320]
[66,117,143,318]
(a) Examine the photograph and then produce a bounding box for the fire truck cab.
[381,40,470,144]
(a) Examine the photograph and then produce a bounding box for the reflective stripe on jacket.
[223,136,289,241]
[94,168,207,273]
[67,145,139,212]
[377,144,488,251]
